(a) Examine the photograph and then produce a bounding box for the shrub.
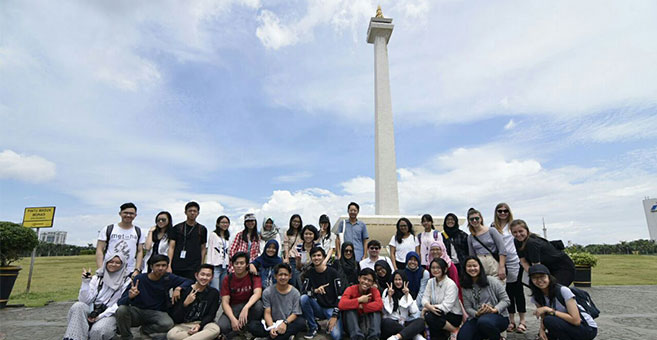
[566,251,598,267]
[0,221,39,266]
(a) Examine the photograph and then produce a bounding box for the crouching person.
[251,263,307,339]
[218,252,264,339]
[116,254,193,340]
[338,268,383,340]
[64,251,131,340]
[167,264,220,340]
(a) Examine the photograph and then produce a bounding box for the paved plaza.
[1,285,655,340]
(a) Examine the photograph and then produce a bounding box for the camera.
[88,303,108,319]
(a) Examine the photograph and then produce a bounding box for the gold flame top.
[375,5,383,18]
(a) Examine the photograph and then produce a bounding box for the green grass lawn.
[6,254,657,307]
[592,254,657,285]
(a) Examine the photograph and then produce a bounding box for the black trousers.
[425,312,462,340]
[506,279,526,314]
[250,316,307,340]
[381,318,425,340]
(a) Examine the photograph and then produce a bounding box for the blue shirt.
[118,273,193,311]
[338,220,369,260]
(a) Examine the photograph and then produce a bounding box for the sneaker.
[387,336,398,340]
[413,335,426,340]
[304,329,318,339]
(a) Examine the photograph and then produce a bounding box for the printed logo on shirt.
[110,233,139,241]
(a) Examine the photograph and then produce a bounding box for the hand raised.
[183,288,197,306]
[357,293,371,304]
[402,281,410,295]
[315,283,330,295]
[129,279,140,299]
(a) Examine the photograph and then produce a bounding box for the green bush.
[0,221,39,266]
[567,251,598,267]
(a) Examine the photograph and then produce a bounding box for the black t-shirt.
[169,286,220,327]
[169,222,207,271]
[302,266,343,308]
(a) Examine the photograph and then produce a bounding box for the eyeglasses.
[469,217,480,222]
[157,218,167,223]
[369,247,380,250]
[497,209,509,214]
[344,249,353,253]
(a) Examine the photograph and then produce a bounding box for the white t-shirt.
[531,286,597,328]
[319,232,337,253]
[360,256,394,270]
[98,224,146,272]
[388,234,419,263]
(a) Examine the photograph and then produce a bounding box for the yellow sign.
[22,206,56,228]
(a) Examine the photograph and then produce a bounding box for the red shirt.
[219,273,262,305]
[338,284,383,315]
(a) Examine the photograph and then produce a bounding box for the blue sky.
[1,0,656,246]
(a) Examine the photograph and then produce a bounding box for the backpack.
[555,285,600,320]
[418,230,439,244]
[104,224,142,256]
[549,240,566,250]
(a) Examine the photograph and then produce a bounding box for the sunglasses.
[369,247,380,250]
[469,217,481,222]
[157,218,167,222]
[497,209,509,214]
[344,249,353,253]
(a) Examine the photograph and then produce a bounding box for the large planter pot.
[573,264,591,287]
[0,266,22,308]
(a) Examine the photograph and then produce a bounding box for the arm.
[167,239,176,272]
[95,241,106,270]
[201,243,207,264]
[520,257,531,272]
[264,308,274,327]
[462,290,478,318]
[169,288,189,324]
[361,238,369,260]
[221,295,238,323]
[96,278,132,320]
[362,287,383,313]
[389,245,397,269]
[78,276,97,304]
[134,243,144,275]
[382,288,394,314]
[143,227,155,251]
[338,286,360,311]
[243,287,262,312]
[491,278,510,314]
[200,290,220,328]
[467,236,474,256]
[335,235,341,259]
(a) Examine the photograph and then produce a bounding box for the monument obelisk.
[367,7,400,215]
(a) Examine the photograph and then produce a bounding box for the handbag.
[472,234,500,262]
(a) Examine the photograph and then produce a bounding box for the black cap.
[528,264,550,276]
[319,214,330,224]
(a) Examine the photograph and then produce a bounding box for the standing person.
[228,213,261,272]
[143,211,171,273]
[381,270,426,340]
[96,202,146,277]
[374,259,393,293]
[491,203,525,333]
[466,208,507,281]
[283,214,303,286]
[426,242,461,299]
[206,215,231,290]
[457,256,510,340]
[167,264,220,340]
[296,224,321,273]
[300,247,344,340]
[440,213,469,277]
[115,255,193,340]
[218,252,264,339]
[403,252,430,309]
[337,202,369,261]
[260,216,282,255]
[338,268,383,340]
[528,265,597,340]
[168,202,208,280]
[421,259,462,340]
[251,263,307,340]
[249,240,283,289]
[359,240,394,270]
[389,217,420,270]
[418,214,444,268]
[510,220,575,286]
[333,242,360,286]
[318,214,339,265]
[64,252,132,340]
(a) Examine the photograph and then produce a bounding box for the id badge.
[180,250,187,259]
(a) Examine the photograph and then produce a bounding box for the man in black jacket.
[167,264,220,340]
[300,247,343,340]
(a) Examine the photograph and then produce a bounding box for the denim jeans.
[456,314,509,340]
[210,265,228,291]
[299,294,342,340]
[342,309,381,340]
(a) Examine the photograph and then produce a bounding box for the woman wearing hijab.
[332,242,360,285]
[440,213,469,277]
[249,239,283,289]
[382,270,426,340]
[404,251,430,311]
[427,241,461,298]
[64,251,131,340]
[375,259,393,293]
[259,216,282,255]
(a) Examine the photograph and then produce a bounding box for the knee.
[543,315,560,329]
[160,317,174,329]
[115,305,129,317]
[70,301,89,313]
[300,294,310,305]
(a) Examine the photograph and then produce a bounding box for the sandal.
[506,322,516,332]
[516,321,527,333]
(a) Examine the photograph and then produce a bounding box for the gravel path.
[1,285,655,340]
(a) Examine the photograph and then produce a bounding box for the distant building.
[643,197,657,241]
[39,231,67,244]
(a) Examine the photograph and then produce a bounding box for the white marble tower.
[367,9,400,215]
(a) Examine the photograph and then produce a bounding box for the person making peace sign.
[382,270,426,340]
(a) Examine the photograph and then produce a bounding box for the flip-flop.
[516,322,527,333]
[506,322,516,332]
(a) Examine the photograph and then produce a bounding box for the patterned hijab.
[260,216,280,242]
[96,250,130,291]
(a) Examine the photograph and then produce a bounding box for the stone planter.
[0,266,22,308]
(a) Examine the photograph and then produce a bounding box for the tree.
[0,221,39,266]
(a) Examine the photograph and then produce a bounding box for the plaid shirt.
[228,231,260,273]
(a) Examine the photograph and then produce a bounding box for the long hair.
[319,214,332,242]
[493,203,514,233]
[510,219,541,251]
[242,218,259,242]
[460,256,489,288]
[286,214,303,236]
[154,211,172,235]
[528,273,560,307]
[395,217,415,244]
[214,215,230,240]
[390,270,408,312]
[429,258,448,279]
[467,208,484,234]
[421,214,434,230]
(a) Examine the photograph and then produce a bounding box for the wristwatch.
[549,310,556,316]
[283,320,289,325]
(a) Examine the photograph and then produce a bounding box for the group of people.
[63,201,597,340]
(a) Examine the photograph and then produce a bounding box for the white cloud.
[0,150,56,183]
[256,10,299,50]
[504,119,516,130]
[274,171,312,183]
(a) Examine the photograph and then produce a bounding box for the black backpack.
[555,285,600,320]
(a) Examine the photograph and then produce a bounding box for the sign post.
[22,206,56,294]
